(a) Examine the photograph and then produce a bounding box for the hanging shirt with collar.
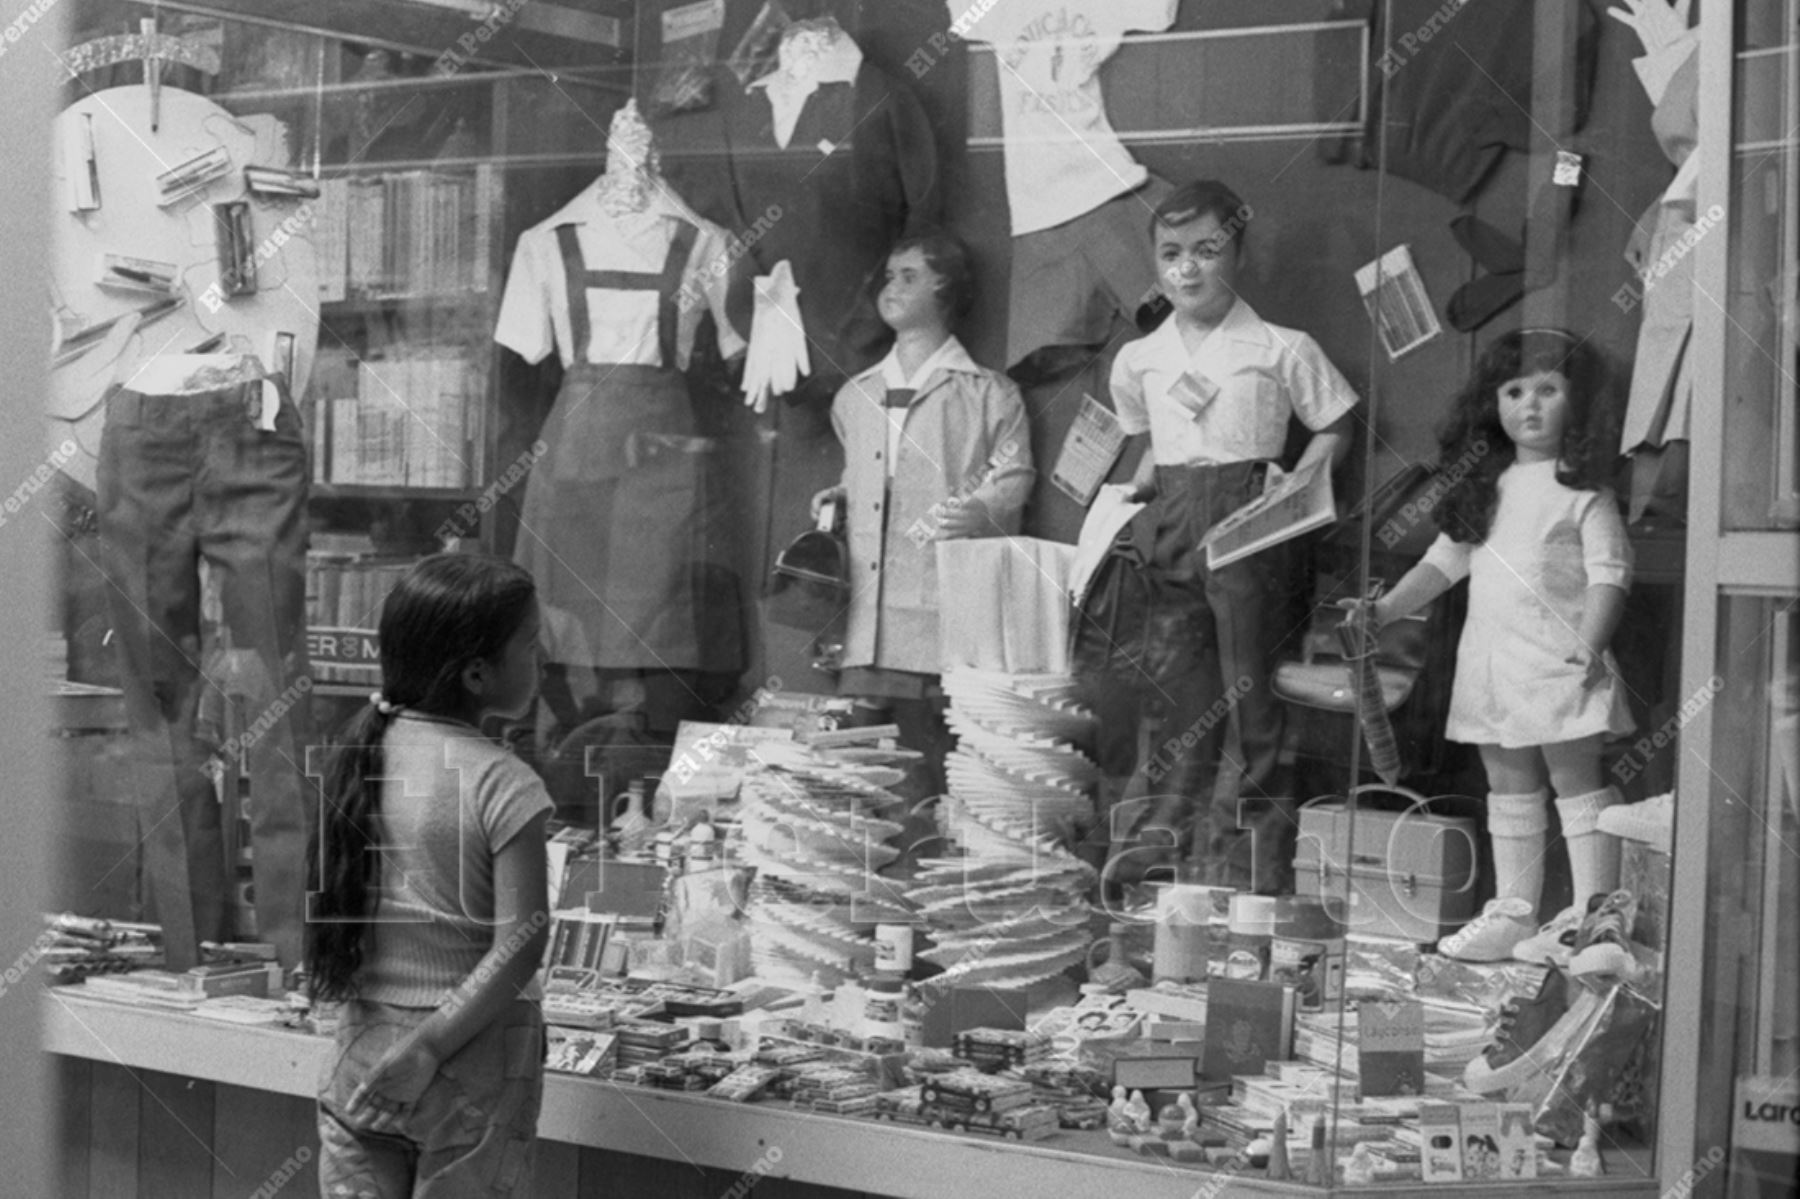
[494,185,745,370]
[832,336,1035,674]
[751,33,865,150]
[1108,298,1357,466]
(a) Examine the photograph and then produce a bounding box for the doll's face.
[878,247,950,333]
[1497,368,1570,462]
[1156,211,1241,325]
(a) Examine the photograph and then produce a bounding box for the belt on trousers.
[1153,459,1272,494]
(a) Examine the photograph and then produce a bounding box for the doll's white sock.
[1487,790,1550,917]
[1556,786,1622,905]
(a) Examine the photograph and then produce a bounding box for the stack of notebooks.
[734,745,914,988]
[940,669,1097,845]
[613,1019,691,1069]
[1293,998,1491,1079]
[906,853,1094,990]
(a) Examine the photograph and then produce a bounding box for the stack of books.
[308,350,483,488]
[319,167,495,301]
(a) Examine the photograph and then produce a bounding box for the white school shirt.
[948,0,1176,235]
[493,186,745,370]
[1108,298,1358,465]
[876,335,969,476]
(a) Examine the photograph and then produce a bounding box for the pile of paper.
[733,742,913,987]
[906,851,1094,990]
[941,669,1097,845]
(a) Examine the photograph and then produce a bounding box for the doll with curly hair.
[1369,329,1635,963]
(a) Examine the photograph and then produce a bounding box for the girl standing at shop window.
[307,554,552,1198]
[811,233,1035,792]
[1369,329,1636,963]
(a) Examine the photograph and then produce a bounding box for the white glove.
[741,259,811,413]
[1607,0,1697,105]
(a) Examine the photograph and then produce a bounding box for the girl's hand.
[810,485,846,521]
[1566,644,1612,691]
[346,1039,442,1132]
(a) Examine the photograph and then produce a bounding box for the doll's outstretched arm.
[1568,583,1628,689]
[1370,562,1453,629]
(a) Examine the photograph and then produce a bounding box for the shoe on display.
[1461,967,1570,1089]
[1595,791,1673,853]
[1568,889,1641,982]
[1436,897,1538,963]
[1513,901,1587,969]
[1463,982,1604,1097]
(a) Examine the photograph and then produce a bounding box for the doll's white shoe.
[1595,792,1673,853]
[1437,897,1538,963]
[1512,902,1586,969]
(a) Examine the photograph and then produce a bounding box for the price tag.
[1168,371,1218,420]
[256,378,280,431]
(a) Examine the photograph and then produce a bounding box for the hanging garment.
[1621,46,1700,457]
[96,355,312,971]
[698,58,939,395]
[1348,0,1597,205]
[505,215,742,672]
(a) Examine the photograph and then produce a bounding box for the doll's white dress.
[1423,459,1637,748]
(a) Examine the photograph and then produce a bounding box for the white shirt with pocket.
[1108,298,1357,466]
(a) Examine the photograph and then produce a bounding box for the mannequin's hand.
[346,1039,441,1133]
[1606,0,1693,57]
[934,496,992,540]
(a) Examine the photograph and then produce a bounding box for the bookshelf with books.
[199,26,632,693]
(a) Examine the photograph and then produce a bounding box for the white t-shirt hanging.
[949,0,1177,236]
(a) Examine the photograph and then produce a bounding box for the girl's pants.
[317,999,544,1198]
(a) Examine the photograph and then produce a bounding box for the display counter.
[44,990,1660,1199]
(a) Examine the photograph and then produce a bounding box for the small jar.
[862,973,905,1041]
[1224,894,1279,980]
[874,923,915,973]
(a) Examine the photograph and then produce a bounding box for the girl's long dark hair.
[305,554,536,1001]
[1434,329,1612,544]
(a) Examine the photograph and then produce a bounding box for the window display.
[33,2,1795,1198]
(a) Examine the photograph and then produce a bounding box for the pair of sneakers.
[1514,890,1641,980]
[1440,890,1641,975]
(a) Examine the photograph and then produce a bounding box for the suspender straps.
[554,217,699,369]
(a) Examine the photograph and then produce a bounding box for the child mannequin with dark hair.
[1369,329,1636,965]
[811,231,1034,794]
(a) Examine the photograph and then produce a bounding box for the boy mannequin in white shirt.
[1108,180,1359,891]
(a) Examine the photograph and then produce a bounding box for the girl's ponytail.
[302,553,536,1003]
[305,699,397,1002]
